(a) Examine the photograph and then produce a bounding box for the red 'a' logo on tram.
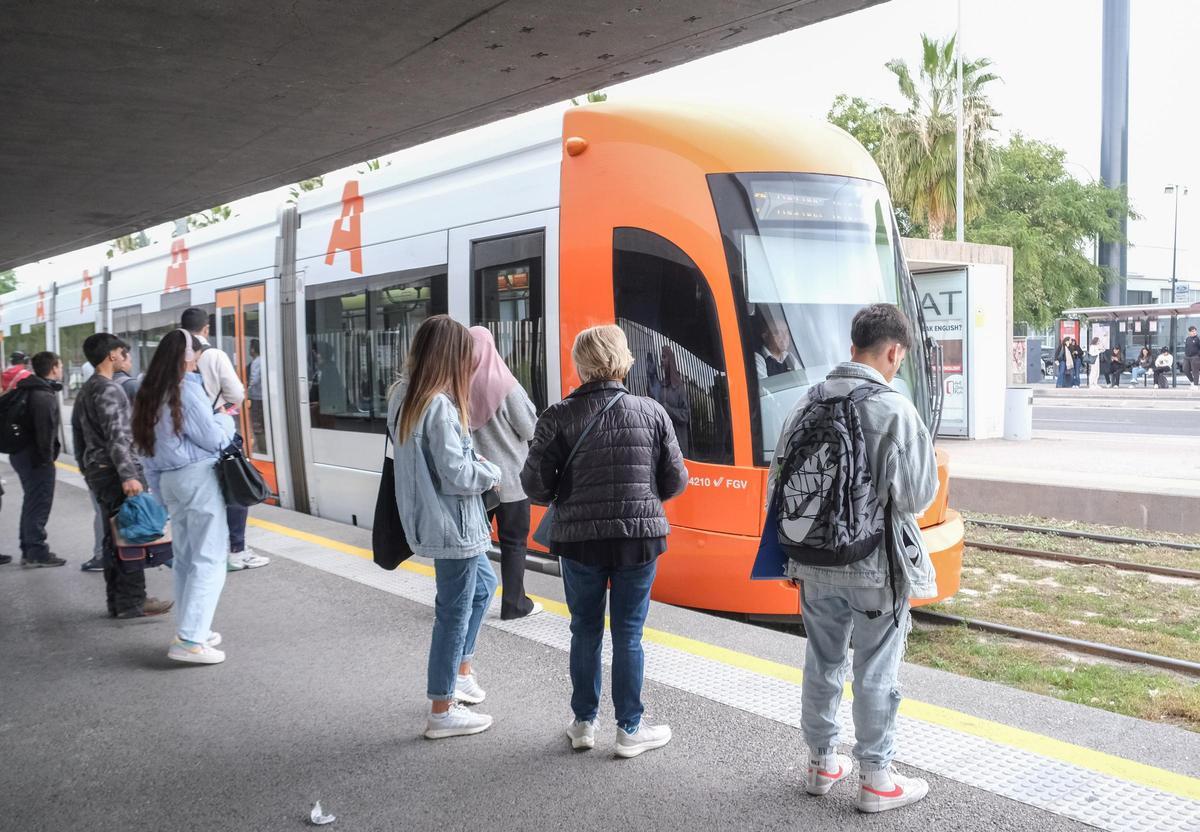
[325,180,364,275]
[166,238,189,292]
[81,270,93,312]
[36,287,45,322]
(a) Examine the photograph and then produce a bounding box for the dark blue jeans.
[10,449,55,561]
[560,557,657,731]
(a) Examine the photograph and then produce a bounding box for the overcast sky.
[16,0,1198,294]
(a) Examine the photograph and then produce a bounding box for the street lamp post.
[1165,184,1189,387]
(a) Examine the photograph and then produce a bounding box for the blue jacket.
[141,373,235,494]
[387,388,500,559]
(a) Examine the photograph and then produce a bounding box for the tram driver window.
[471,231,547,412]
[612,228,733,465]
[304,267,447,433]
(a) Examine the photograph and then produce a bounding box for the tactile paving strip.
[254,527,1200,832]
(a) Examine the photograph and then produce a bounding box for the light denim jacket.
[388,389,501,559]
[141,373,236,494]
[767,362,940,599]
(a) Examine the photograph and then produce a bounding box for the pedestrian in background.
[1,351,31,392]
[180,307,269,572]
[1131,346,1153,386]
[1054,336,1082,388]
[1086,337,1102,388]
[11,352,65,567]
[522,324,688,758]
[1184,325,1200,387]
[387,315,501,740]
[74,334,172,618]
[1106,346,1124,388]
[1154,346,1173,389]
[133,330,235,664]
[467,326,541,621]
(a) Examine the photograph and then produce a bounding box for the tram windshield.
[709,173,931,465]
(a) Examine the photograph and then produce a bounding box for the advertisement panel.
[916,270,968,436]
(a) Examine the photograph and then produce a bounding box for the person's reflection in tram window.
[315,341,347,423]
[650,345,691,458]
[247,339,266,454]
[756,318,802,379]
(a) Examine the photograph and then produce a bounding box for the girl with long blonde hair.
[386,315,502,739]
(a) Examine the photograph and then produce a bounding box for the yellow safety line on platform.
[47,473,1194,802]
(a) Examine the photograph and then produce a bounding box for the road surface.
[1033,406,1200,435]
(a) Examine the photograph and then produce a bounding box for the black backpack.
[0,388,32,454]
[771,381,890,567]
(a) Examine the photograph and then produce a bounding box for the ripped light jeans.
[800,582,911,772]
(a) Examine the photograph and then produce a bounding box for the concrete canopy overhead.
[0,0,885,272]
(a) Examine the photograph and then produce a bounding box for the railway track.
[911,610,1200,678]
[966,518,1200,553]
[963,539,1200,581]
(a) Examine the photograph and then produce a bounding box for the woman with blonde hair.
[387,315,501,739]
[521,324,688,757]
[467,326,541,620]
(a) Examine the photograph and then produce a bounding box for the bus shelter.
[1062,301,1200,387]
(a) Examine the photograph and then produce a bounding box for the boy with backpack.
[766,303,939,813]
[4,351,65,566]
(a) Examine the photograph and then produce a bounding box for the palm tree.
[879,34,999,239]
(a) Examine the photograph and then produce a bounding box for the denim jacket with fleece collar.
[767,362,940,599]
[388,389,501,560]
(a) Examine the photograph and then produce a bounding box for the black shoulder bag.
[373,432,415,570]
[211,392,271,507]
[531,391,625,549]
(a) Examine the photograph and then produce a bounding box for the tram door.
[214,285,277,496]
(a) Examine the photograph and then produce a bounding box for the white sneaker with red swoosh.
[858,767,929,813]
[805,753,853,795]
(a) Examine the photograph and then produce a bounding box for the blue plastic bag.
[750,495,789,580]
[116,493,169,544]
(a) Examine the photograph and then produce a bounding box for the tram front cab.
[554,102,964,615]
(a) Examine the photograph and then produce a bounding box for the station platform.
[2,464,1199,831]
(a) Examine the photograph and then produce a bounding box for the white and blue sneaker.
[424,703,493,739]
[566,719,597,750]
[615,721,671,758]
[454,673,486,704]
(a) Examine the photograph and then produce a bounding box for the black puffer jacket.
[521,381,688,542]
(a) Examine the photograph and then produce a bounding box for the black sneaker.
[21,555,67,568]
[0,554,12,565]
[80,557,105,572]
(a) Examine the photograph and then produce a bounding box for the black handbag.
[217,440,271,507]
[373,436,415,570]
[532,391,625,549]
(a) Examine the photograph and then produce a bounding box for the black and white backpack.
[771,381,890,567]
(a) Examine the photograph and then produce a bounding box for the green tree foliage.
[968,135,1131,327]
[187,204,234,230]
[0,269,17,294]
[357,158,391,174]
[287,176,325,204]
[570,90,608,105]
[827,94,891,157]
[106,231,152,259]
[878,34,999,240]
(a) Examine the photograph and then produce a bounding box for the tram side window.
[113,305,195,378]
[59,322,96,402]
[471,231,547,412]
[305,267,448,433]
[612,228,733,465]
[5,323,47,371]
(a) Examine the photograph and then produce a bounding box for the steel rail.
[964,540,1200,581]
[912,610,1200,677]
[966,519,1200,552]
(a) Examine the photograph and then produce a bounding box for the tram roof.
[1063,301,1200,320]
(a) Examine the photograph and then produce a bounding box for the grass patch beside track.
[964,523,1200,573]
[936,550,1200,662]
[907,625,1200,732]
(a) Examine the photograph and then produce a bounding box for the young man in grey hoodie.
[768,303,939,813]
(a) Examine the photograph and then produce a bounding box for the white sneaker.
[228,548,270,571]
[566,719,597,750]
[614,721,671,758]
[206,631,222,648]
[167,638,226,665]
[526,600,544,617]
[806,752,853,795]
[454,673,486,704]
[424,703,493,739]
[858,766,929,813]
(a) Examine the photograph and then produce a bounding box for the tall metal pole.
[955,0,965,243]
[1169,186,1180,387]
[1099,0,1130,305]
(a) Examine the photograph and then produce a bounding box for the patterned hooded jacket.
[71,373,143,483]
